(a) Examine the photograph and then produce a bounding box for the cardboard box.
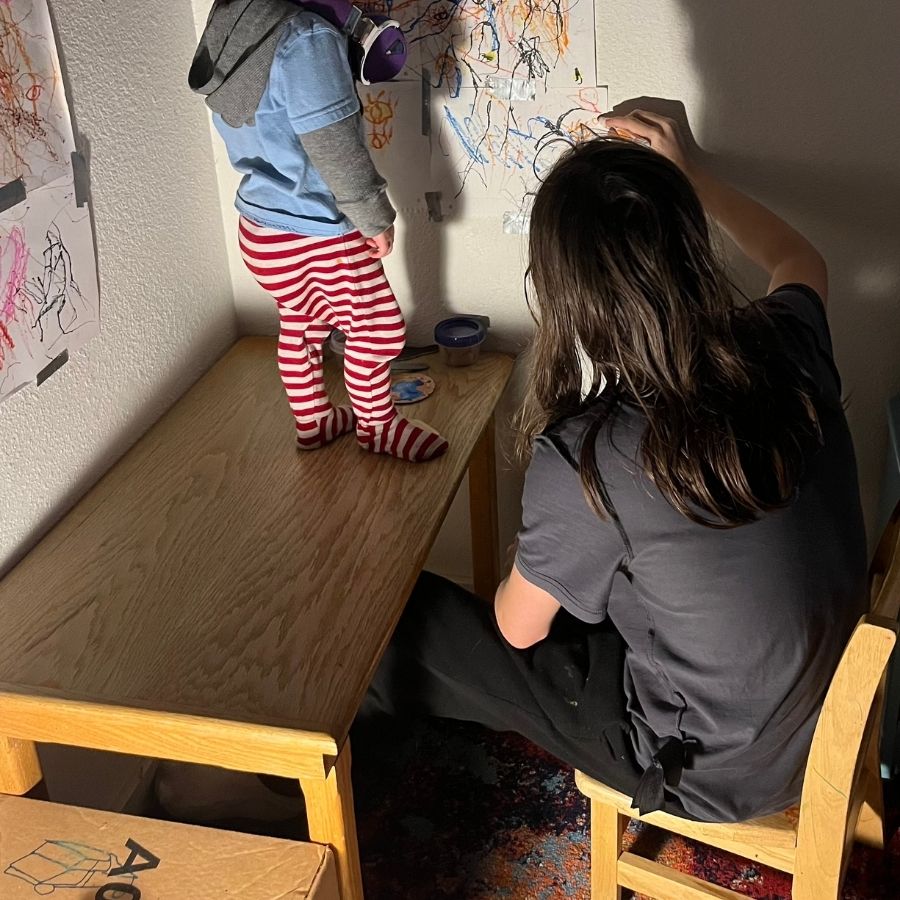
[0,796,338,899]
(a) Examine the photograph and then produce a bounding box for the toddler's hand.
[365,225,395,259]
[599,110,696,177]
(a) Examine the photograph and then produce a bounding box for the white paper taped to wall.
[0,1,100,404]
[0,0,77,192]
[0,181,100,402]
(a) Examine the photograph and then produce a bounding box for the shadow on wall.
[622,1,900,531]
[388,138,466,346]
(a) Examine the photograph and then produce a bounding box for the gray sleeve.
[299,112,396,237]
[515,434,628,624]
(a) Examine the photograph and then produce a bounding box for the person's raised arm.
[600,110,827,304]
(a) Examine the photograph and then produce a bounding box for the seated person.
[364,108,866,822]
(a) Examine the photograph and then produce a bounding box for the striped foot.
[296,406,355,450]
[357,416,449,462]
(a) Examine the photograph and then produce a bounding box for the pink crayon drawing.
[0,225,28,371]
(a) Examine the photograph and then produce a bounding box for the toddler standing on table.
[192,0,448,462]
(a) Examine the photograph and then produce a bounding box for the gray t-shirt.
[516,285,868,821]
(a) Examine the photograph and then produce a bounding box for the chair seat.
[574,770,799,873]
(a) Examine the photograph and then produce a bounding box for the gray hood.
[189,0,301,127]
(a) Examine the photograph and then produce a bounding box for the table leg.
[300,739,364,900]
[469,414,501,600]
[0,736,42,795]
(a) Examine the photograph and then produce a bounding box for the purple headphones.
[299,0,407,84]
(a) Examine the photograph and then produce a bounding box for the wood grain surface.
[0,338,513,746]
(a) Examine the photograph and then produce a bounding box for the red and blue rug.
[351,717,898,899]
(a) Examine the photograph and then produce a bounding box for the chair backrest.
[795,500,900,874]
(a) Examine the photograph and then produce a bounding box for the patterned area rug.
[351,717,899,900]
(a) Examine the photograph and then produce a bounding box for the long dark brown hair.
[520,138,822,528]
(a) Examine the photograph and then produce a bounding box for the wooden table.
[0,337,514,899]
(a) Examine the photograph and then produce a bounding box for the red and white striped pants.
[239,217,406,429]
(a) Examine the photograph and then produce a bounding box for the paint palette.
[390,374,436,405]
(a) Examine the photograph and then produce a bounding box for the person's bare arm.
[601,110,827,304]
[494,563,561,649]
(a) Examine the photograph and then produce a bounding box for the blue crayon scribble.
[444,106,489,165]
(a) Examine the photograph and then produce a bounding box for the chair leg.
[854,733,885,850]
[591,799,626,900]
[792,867,843,900]
[794,802,846,900]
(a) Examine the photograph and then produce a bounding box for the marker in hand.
[597,117,652,148]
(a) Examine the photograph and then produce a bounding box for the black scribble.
[21,222,83,342]
[513,35,550,81]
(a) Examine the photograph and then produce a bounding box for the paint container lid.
[434,316,488,349]
[329,330,347,356]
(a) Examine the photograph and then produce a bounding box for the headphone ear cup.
[359,20,407,83]
[348,42,365,83]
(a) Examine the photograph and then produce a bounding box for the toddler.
[192,0,448,461]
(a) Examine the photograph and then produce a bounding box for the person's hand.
[365,225,394,259]
[599,110,696,177]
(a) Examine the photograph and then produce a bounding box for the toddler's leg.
[239,216,353,449]
[278,311,354,449]
[328,231,447,462]
[344,314,448,464]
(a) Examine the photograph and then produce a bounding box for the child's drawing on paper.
[23,221,85,342]
[372,0,595,94]
[0,183,99,401]
[436,87,605,202]
[0,0,77,190]
[359,0,601,218]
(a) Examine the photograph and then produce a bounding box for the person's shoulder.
[540,398,645,473]
[762,283,828,332]
[756,283,840,396]
[278,10,344,51]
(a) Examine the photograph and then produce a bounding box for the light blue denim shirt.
[213,12,358,236]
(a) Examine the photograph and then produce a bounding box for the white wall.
[0,1,236,574]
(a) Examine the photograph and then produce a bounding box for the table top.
[0,338,513,748]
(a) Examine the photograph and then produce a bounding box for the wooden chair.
[575,500,900,899]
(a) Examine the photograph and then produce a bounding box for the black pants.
[361,571,645,800]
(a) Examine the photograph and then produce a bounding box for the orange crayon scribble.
[566,120,595,143]
[369,125,394,150]
[363,89,398,150]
